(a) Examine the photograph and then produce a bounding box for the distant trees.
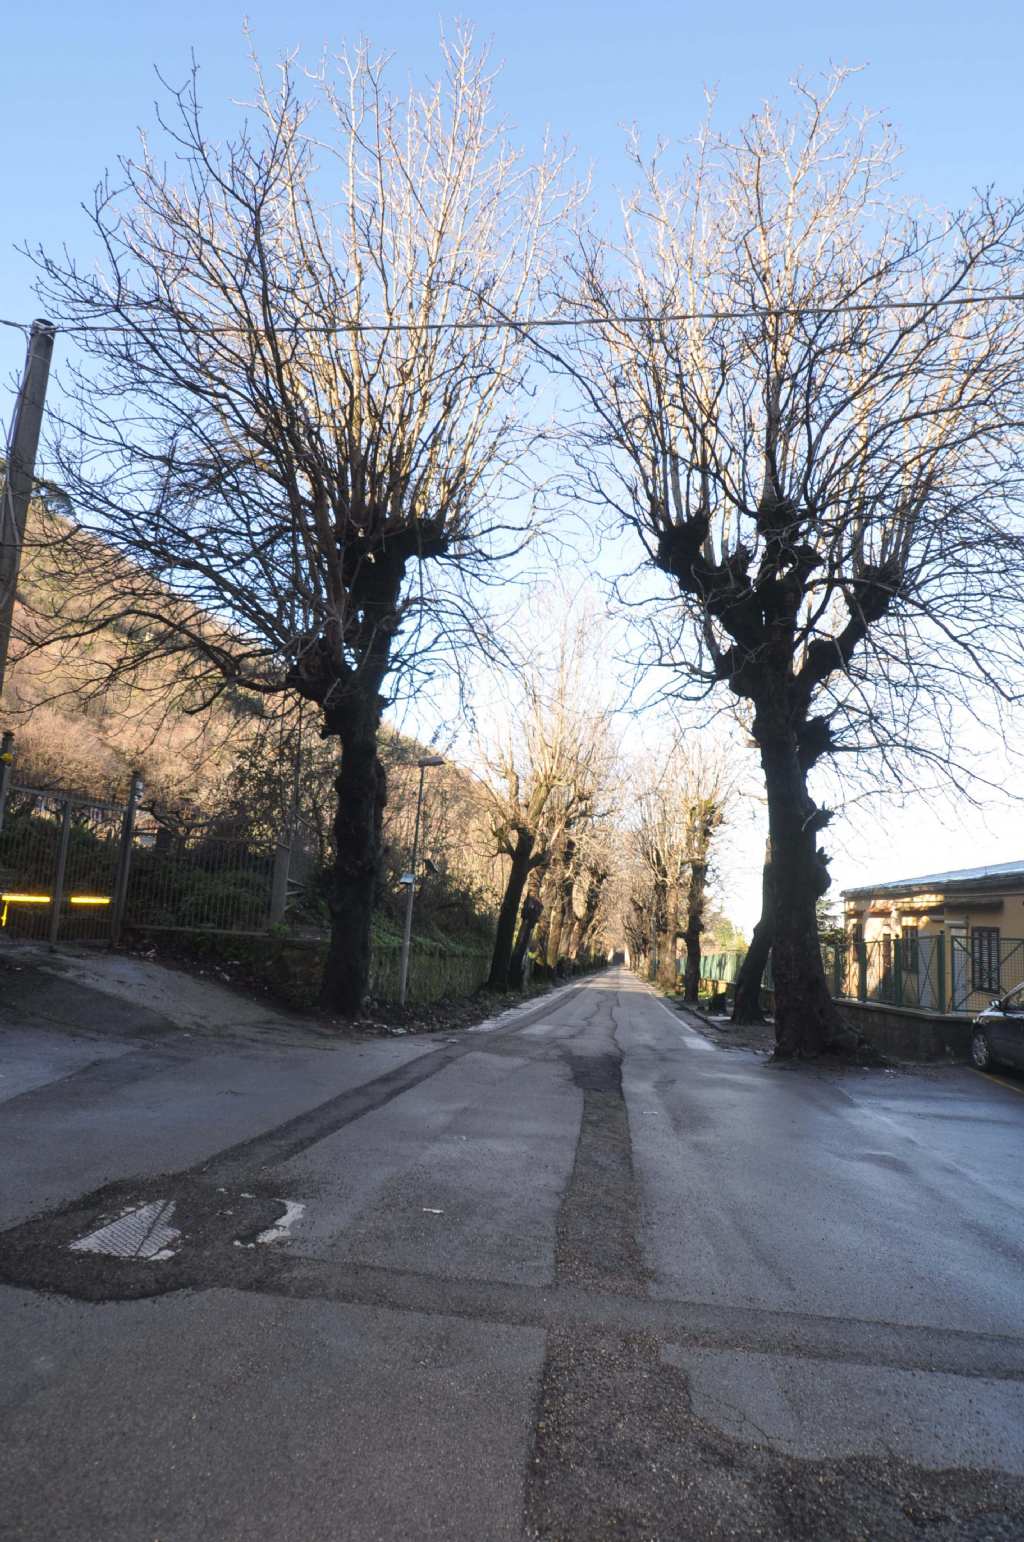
[631,742,732,997]
[28,35,569,1012]
[559,72,1024,1054]
[482,638,616,991]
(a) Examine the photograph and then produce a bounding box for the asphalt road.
[2,957,1024,1540]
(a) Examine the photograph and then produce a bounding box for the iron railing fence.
[0,784,124,942]
[694,935,1024,1018]
[950,934,1024,1014]
[123,819,277,934]
[833,935,946,1012]
[0,760,502,1007]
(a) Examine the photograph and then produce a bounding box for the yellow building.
[842,861,1024,1015]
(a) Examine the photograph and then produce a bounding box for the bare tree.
[533,826,612,972]
[483,684,612,991]
[26,35,569,1011]
[558,73,1024,1054]
[563,823,614,963]
[481,609,617,990]
[633,741,732,997]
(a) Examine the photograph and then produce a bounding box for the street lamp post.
[398,755,445,1007]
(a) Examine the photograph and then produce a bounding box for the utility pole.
[0,320,57,698]
[398,755,444,1007]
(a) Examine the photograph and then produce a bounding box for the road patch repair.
[0,977,594,1305]
[235,1200,306,1247]
[0,1175,295,1300]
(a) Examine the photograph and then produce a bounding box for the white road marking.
[467,977,590,1036]
[647,991,716,1050]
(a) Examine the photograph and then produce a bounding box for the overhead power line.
[2,289,1024,341]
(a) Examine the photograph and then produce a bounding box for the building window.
[971,928,1000,994]
[901,925,919,971]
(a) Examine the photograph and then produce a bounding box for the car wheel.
[971,1029,993,1070]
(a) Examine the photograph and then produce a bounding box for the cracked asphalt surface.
[2,960,1024,1539]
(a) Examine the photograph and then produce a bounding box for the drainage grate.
[69,1200,180,1261]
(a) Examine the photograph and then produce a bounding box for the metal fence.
[0,771,283,945]
[124,821,277,934]
[0,761,494,1008]
[697,951,747,986]
[369,937,492,1005]
[696,935,1024,1018]
[0,784,127,943]
[841,933,1024,1016]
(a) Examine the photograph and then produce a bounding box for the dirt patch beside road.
[660,995,777,1054]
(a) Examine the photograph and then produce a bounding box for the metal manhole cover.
[69,1200,180,1261]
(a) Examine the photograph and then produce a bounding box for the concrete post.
[398,755,444,1007]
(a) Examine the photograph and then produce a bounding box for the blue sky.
[3,1,1024,927]
[4,0,1023,391]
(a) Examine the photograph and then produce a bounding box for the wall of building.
[845,889,1024,943]
[843,881,1024,1016]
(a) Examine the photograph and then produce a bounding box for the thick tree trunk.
[682,861,707,1004]
[759,730,841,1056]
[532,864,554,961]
[510,886,543,988]
[656,880,679,992]
[545,839,575,969]
[732,841,774,1024]
[321,719,386,1015]
[542,864,563,969]
[488,830,536,991]
[573,869,606,962]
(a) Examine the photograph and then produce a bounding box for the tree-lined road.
[2,960,1024,1539]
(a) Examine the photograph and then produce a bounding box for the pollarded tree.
[481,600,619,990]
[565,830,613,964]
[542,818,614,969]
[633,742,732,997]
[560,73,1024,1055]
[26,35,570,1012]
[483,676,613,991]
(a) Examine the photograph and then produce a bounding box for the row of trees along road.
[20,42,1024,1051]
[480,611,618,992]
[629,742,736,1000]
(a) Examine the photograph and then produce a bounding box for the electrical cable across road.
[2,288,1024,340]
